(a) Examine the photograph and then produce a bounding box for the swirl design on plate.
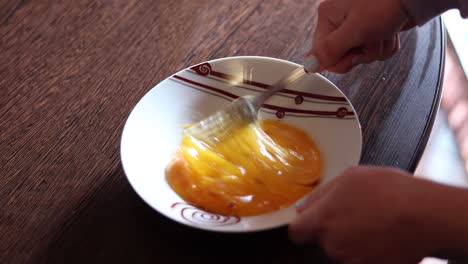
[295,95,304,105]
[171,202,241,226]
[190,63,212,76]
[172,62,356,119]
[336,107,348,118]
[276,111,286,119]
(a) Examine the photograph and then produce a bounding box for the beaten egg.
[165,119,322,216]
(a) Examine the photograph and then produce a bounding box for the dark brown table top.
[0,0,444,263]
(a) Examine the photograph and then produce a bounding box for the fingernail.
[304,55,320,73]
[295,197,308,213]
[352,55,362,66]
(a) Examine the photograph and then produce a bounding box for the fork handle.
[252,55,320,108]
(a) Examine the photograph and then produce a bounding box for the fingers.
[295,178,338,213]
[311,0,402,73]
[309,0,408,73]
[360,41,383,63]
[311,15,366,70]
[388,34,401,59]
[325,48,363,73]
[364,35,400,62]
[296,186,324,213]
[289,179,338,244]
[324,34,401,73]
[288,198,324,244]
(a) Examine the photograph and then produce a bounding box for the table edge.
[408,17,446,173]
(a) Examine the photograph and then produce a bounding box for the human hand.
[308,0,416,73]
[288,166,441,264]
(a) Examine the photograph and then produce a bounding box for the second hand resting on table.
[291,0,468,263]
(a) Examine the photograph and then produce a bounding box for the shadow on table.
[41,167,333,264]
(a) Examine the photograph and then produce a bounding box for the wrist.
[400,0,459,26]
[432,185,468,259]
[403,179,468,259]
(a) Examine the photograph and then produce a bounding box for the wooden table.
[0,0,444,263]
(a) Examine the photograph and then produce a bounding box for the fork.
[185,56,320,145]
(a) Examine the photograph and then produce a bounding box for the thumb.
[288,200,324,244]
[311,17,366,69]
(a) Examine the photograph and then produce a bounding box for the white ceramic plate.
[120,56,362,233]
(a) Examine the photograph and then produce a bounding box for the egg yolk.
[165,119,322,216]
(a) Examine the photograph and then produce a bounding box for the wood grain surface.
[0,0,444,263]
